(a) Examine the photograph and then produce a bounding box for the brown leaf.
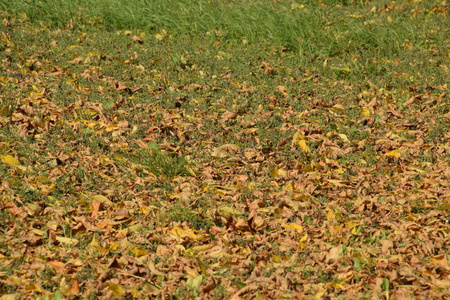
[48,261,66,274]
[380,240,393,254]
[220,110,238,123]
[114,81,128,91]
[234,218,251,232]
[202,276,216,294]
[261,61,274,75]
[326,246,342,264]
[430,254,448,268]
[132,35,144,44]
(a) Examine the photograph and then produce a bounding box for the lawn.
[0,0,449,299]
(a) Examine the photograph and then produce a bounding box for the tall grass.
[1,0,448,58]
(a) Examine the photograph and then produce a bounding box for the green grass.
[1,0,449,62]
[0,0,449,298]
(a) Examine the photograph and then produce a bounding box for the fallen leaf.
[219,206,243,216]
[0,294,20,300]
[107,282,125,297]
[385,149,400,158]
[326,246,342,264]
[91,194,114,206]
[283,223,303,232]
[430,254,448,268]
[337,134,351,144]
[380,239,393,254]
[298,139,310,153]
[187,275,203,291]
[361,107,371,117]
[191,244,215,253]
[277,85,288,97]
[56,236,79,246]
[235,218,251,232]
[0,155,20,165]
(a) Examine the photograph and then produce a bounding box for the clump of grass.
[0,87,20,121]
[0,98,16,121]
[168,204,213,230]
[141,150,188,178]
[122,146,189,179]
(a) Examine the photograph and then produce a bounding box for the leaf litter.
[0,3,449,299]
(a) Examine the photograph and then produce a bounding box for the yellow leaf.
[25,284,43,292]
[186,275,203,291]
[325,208,336,222]
[407,166,425,173]
[272,255,281,263]
[169,226,199,240]
[292,131,306,144]
[0,294,20,300]
[128,224,144,232]
[332,104,346,111]
[92,194,113,206]
[271,165,288,177]
[315,290,325,298]
[131,287,140,298]
[387,16,393,23]
[130,246,147,257]
[25,203,41,216]
[299,233,308,250]
[346,221,358,229]
[0,155,20,165]
[361,107,371,117]
[67,45,82,50]
[386,131,401,140]
[196,257,207,275]
[29,91,43,98]
[157,210,167,225]
[328,282,345,289]
[361,89,370,96]
[334,168,345,174]
[283,182,294,192]
[291,3,305,10]
[191,244,215,252]
[337,134,350,144]
[56,236,79,246]
[89,237,100,251]
[284,224,303,232]
[385,149,400,158]
[300,162,323,173]
[107,282,125,297]
[278,168,288,177]
[31,229,46,236]
[186,166,196,176]
[219,206,243,216]
[0,105,12,117]
[298,139,310,153]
